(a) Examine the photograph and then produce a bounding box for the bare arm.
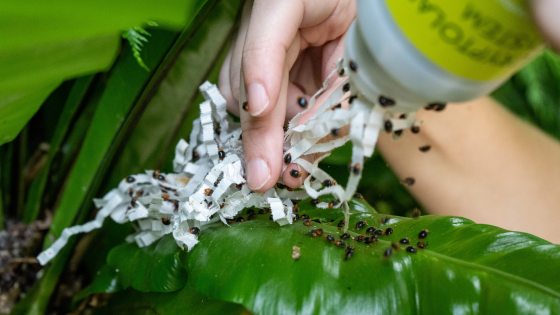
[378,97,560,243]
[223,0,560,242]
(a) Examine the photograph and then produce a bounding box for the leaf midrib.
[413,245,560,299]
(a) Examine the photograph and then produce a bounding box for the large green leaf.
[14,29,183,315]
[96,286,248,315]
[0,0,197,145]
[0,0,193,51]
[22,76,95,222]
[0,36,118,94]
[104,0,241,186]
[44,29,180,247]
[107,236,188,293]
[0,84,59,144]
[184,199,560,314]
[76,0,241,280]
[72,264,123,306]
[14,3,236,312]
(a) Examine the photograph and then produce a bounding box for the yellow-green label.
[386,0,543,81]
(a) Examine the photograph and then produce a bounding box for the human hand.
[219,0,356,192]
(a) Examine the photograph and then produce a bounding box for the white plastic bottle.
[344,0,544,112]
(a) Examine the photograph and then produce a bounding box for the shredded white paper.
[37,59,418,266]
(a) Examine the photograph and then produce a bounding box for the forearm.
[378,97,560,243]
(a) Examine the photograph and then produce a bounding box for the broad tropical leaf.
[0,0,198,144]
[77,0,242,280]
[96,286,248,315]
[6,1,560,314]
[12,2,242,313]
[104,0,241,186]
[183,199,560,314]
[13,18,194,315]
[74,265,123,302]
[107,236,188,293]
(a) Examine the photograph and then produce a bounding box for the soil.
[0,219,46,314]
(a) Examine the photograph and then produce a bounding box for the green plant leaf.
[23,76,95,222]
[0,0,197,145]
[44,28,179,248]
[123,26,153,71]
[0,36,119,94]
[107,236,188,293]
[66,0,242,291]
[14,29,182,315]
[0,0,194,51]
[104,0,241,185]
[0,84,59,144]
[186,199,560,314]
[74,264,123,302]
[96,286,248,315]
[15,1,231,309]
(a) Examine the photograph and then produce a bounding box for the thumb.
[242,0,304,117]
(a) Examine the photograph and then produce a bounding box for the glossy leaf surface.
[186,199,560,314]
[13,2,237,313]
[80,0,239,278]
[0,0,197,144]
[107,237,188,293]
[14,25,185,315]
[96,286,248,315]
[44,29,179,247]
[74,265,123,302]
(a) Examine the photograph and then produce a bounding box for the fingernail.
[247,82,269,116]
[247,158,271,190]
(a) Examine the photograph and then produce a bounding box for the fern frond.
[122,23,158,71]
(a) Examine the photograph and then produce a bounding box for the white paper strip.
[38,62,415,265]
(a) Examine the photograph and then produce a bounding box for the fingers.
[219,1,252,113]
[219,50,238,115]
[243,54,291,191]
[299,0,356,46]
[230,1,253,105]
[282,79,350,189]
[282,155,318,188]
[531,0,560,51]
[290,47,324,95]
[282,126,350,188]
[286,82,310,119]
[241,0,345,115]
[242,0,305,117]
[320,37,345,79]
[222,0,356,192]
[243,39,301,191]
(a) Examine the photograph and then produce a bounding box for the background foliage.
[1,0,560,314]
